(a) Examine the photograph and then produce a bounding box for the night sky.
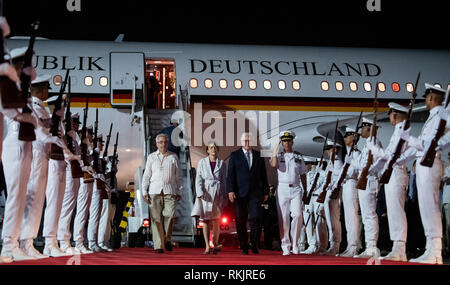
[3,0,450,50]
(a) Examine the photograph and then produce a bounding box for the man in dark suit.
[227,132,269,254]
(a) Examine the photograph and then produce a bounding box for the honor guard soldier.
[270,131,307,255]
[339,127,362,257]
[87,134,106,252]
[19,75,66,259]
[0,47,38,261]
[73,125,95,254]
[321,140,343,256]
[42,94,77,257]
[58,113,83,254]
[368,102,411,261]
[398,83,448,264]
[98,156,116,252]
[301,158,329,255]
[351,117,381,258]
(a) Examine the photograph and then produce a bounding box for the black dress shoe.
[156,249,164,254]
[251,247,259,254]
[165,242,173,251]
[241,249,249,255]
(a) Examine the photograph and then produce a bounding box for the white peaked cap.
[388,102,408,113]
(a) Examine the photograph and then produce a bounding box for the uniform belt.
[279,182,299,187]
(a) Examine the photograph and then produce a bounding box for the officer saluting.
[270,130,307,255]
[398,83,448,264]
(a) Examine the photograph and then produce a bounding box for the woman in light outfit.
[191,142,227,254]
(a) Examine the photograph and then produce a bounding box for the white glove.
[22,66,37,81]
[67,153,81,163]
[82,165,94,175]
[67,130,77,141]
[399,127,410,141]
[344,154,353,165]
[0,62,19,82]
[436,132,450,152]
[439,107,450,121]
[0,17,11,37]
[368,157,387,176]
[14,113,37,129]
[366,138,375,152]
[45,135,65,148]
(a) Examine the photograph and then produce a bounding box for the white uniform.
[339,147,361,256]
[73,144,94,253]
[352,137,380,257]
[369,121,409,260]
[19,97,52,258]
[301,166,328,254]
[98,172,115,250]
[402,105,447,264]
[275,152,306,255]
[323,157,343,255]
[57,129,82,253]
[0,115,33,260]
[87,150,105,251]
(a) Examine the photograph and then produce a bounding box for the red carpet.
[1,247,431,265]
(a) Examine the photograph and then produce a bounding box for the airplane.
[5,36,450,245]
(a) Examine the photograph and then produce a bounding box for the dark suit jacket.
[226,148,269,200]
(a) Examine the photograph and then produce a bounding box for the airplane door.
[110,52,145,107]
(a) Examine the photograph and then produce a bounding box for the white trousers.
[416,158,443,239]
[20,144,49,241]
[384,167,408,242]
[87,181,103,244]
[57,169,80,242]
[324,190,341,244]
[98,195,116,245]
[73,181,93,244]
[42,159,67,241]
[302,201,313,246]
[358,176,379,246]
[305,195,328,249]
[276,183,303,252]
[1,135,32,242]
[342,179,360,247]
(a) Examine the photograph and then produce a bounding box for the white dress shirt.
[141,150,183,196]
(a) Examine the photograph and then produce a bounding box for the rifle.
[356,84,380,190]
[81,96,94,183]
[101,122,113,183]
[18,21,39,141]
[49,69,70,161]
[93,108,107,196]
[302,133,328,205]
[330,111,363,199]
[420,86,450,167]
[110,132,119,191]
[317,120,339,203]
[380,73,421,183]
[64,76,83,178]
[0,23,24,108]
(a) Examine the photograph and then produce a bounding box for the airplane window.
[84,76,93,86]
[278,80,286,90]
[53,75,62,86]
[99,76,108,87]
[292,80,301,91]
[263,80,271,90]
[392,82,400,92]
[234,79,242,89]
[335,81,344,91]
[377,82,386,92]
[204,79,213,89]
[219,79,227,89]
[249,80,257,90]
[364,82,372,92]
[406,82,414,93]
[349,81,358,91]
[190,78,198,88]
[321,81,329,91]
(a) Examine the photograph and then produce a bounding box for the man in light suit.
[227,132,269,255]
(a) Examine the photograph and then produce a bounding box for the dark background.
[3,0,450,49]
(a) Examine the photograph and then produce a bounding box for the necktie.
[246,151,251,169]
